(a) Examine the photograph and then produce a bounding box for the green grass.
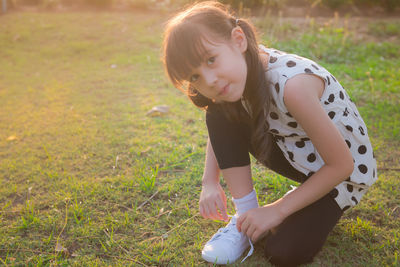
[0,10,399,266]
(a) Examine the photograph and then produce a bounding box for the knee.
[264,237,317,267]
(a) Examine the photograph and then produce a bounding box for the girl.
[162,1,377,266]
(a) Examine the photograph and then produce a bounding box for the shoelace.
[241,238,254,263]
[210,215,254,263]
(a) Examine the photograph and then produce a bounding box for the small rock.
[7,135,17,141]
[146,105,170,117]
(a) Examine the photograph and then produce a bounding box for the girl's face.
[187,27,248,103]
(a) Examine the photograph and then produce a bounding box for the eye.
[207,56,216,65]
[189,74,199,83]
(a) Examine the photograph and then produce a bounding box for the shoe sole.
[201,252,240,265]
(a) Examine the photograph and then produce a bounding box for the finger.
[216,198,228,221]
[236,214,245,231]
[203,205,211,219]
[207,203,220,221]
[215,199,228,220]
[241,218,250,234]
[247,224,256,240]
[215,204,226,221]
[210,203,222,220]
[251,230,261,243]
[237,210,250,230]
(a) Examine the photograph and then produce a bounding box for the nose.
[201,68,217,87]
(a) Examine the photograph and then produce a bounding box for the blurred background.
[2,0,400,15]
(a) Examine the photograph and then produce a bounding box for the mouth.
[218,83,230,96]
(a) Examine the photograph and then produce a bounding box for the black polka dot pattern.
[311,64,319,70]
[358,164,368,174]
[304,68,313,74]
[307,153,316,163]
[295,140,305,148]
[270,112,279,120]
[286,60,296,67]
[345,140,351,148]
[275,83,280,94]
[275,135,285,142]
[347,184,353,192]
[259,46,376,212]
[288,151,294,162]
[358,145,367,154]
[329,188,338,198]
[343,108,349,117]
[345,125,353,132]
[269,56,278,63]
[270,129,279,134]
[359,183,366,192]
[359,126,365,136]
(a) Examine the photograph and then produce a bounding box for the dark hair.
[162,1,272,163]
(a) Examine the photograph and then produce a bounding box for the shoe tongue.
[209,215,241,242]
[211,224,240,243]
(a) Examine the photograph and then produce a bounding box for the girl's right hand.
[199,182,229,221]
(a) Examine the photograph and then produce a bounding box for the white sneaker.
[201,215,254,265]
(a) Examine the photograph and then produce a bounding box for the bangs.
[164,22,216,89]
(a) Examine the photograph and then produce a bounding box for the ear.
[231,26,247,53]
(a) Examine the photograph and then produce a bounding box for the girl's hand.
[199,182,229,222]
[237,203,285,242]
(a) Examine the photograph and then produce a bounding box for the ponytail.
[236,18,272,164]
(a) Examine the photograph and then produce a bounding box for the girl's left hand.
[236,203,286,242]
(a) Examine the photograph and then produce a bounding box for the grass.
[0,9,399,266]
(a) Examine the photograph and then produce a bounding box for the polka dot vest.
[258,45,378,211]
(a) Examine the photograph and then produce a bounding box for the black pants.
[206,103,343,267]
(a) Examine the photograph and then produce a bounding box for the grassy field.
[0,9,399,266]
